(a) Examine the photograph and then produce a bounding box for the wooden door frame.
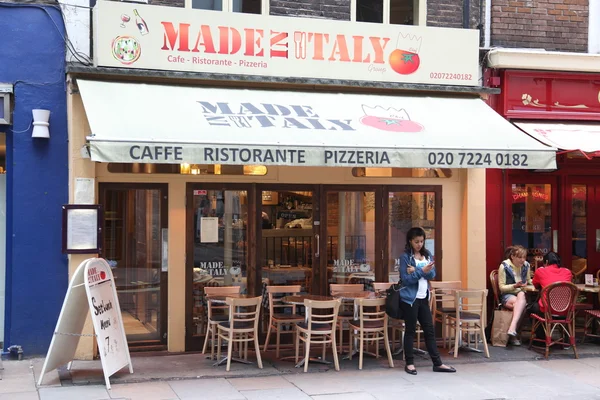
[184,182,255,351]
[99,182,169,349]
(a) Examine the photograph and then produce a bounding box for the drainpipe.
[463,0,471,28]
[484,0,492,48]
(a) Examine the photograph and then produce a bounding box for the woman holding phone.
[498,245,531,345]
[399,227,456,375]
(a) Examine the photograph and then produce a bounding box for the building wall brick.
[491,0,588,52]
[270,0,351,20]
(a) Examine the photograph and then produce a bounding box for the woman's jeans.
[400,298,442,366]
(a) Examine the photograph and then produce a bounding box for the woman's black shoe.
[433,365,456,373]
[404,365,417,375]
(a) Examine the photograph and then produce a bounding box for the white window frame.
[0,85,12,125]
[350,0,426,26]
[185,0,269,14]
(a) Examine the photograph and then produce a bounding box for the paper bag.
[491,310,512,347]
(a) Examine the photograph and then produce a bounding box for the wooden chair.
[447,289,490,359]
[202,286,241,359]
[371,282,405,352]
[330,284,363,354]
[571,258,587,283]
[430,281,461,349]
[372,282,393,293]
[530,282,579,360]
[489,270,504,310]
[295,299,341,372]
[348,298,394,370]
[263,285,304,358]
[216,296,263,372]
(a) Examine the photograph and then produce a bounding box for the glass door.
[565,178,600,282]
[186,184,251,350]
[322,187,380,294]
[259,186,318,294]
[100,184,168,348]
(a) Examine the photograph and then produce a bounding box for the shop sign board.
[38,258,132,389]
[93,1,479,86]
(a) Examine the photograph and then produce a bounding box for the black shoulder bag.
[385,278,404,320]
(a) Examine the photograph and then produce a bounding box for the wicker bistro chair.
[446,289,490,359]
[263,285,304,358]
[430,281,461,349]
[348,297,394,370]
[216,296,263,372]
[529,282,579,360]
[295,299,341,372]
[202,286,242,359]
[489,270,506,310]
[583,274,600,342]
[330,284,364,354]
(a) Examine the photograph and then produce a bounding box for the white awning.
[515,122,600,157]
[78,80,557,169]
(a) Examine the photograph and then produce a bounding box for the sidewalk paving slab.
[167,377,245,400]
[38,386,109,400]
[106,381,178,400]
[240,387,313,400]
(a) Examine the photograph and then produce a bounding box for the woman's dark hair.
[404,227,430,257]
[543,251,561,267]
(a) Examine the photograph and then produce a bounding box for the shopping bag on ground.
[491,310,512,347]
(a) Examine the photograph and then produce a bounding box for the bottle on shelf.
[133,9,149,35]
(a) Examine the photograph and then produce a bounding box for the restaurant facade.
[68,1,555,358]
[484,49,600,286]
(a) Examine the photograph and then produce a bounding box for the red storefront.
[485,68,600,283]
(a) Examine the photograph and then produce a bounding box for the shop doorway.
[185,183,442,350]
[565,178,600,280]
[100,184,169,350]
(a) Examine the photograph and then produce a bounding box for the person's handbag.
[385,281,404,320]
[491,310,512,347]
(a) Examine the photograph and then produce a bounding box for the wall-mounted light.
[32,109,50,139]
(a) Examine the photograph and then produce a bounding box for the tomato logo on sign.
[389,32,422,76]
[360,105,424,133]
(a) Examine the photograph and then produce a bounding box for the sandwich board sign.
[38,258,132,389]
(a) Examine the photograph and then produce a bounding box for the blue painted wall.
[1,3,68,355]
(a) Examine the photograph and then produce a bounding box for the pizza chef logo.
[360,105,424,132]
[389,32,422,75]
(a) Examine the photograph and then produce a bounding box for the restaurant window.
[510,184,553,270]
[107,163,267,175]
[353,0,416,24]
[352,168,452,178]
[187,0,264,14]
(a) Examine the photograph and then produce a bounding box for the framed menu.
[62,204,103,254]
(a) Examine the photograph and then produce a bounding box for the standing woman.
[399,227,456,375]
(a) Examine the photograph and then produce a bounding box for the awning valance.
[78,80,556,169]
[515,122,600,158]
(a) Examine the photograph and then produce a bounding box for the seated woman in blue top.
[399,227,456,375]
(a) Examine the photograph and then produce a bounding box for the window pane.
[388,192,435,282]
[357,0,383,23]
[261,190,313,293]
[571,184,587,277]
[390,0,414,24]
[510,184,552,269]
[107,163,267,175]
[232,0,261,14]
[326,192,376,290]
[192,0,223,10]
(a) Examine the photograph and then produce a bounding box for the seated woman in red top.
[530,252,573,342]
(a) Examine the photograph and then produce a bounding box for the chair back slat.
[205,286,241,296]
[330,284,363,295]
[454,289,487,319]
[357,298,387,326]
[372,282,393,292]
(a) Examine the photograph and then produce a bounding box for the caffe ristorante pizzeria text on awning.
[78,79,557,170]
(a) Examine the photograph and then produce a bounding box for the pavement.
[2,342,600,400]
